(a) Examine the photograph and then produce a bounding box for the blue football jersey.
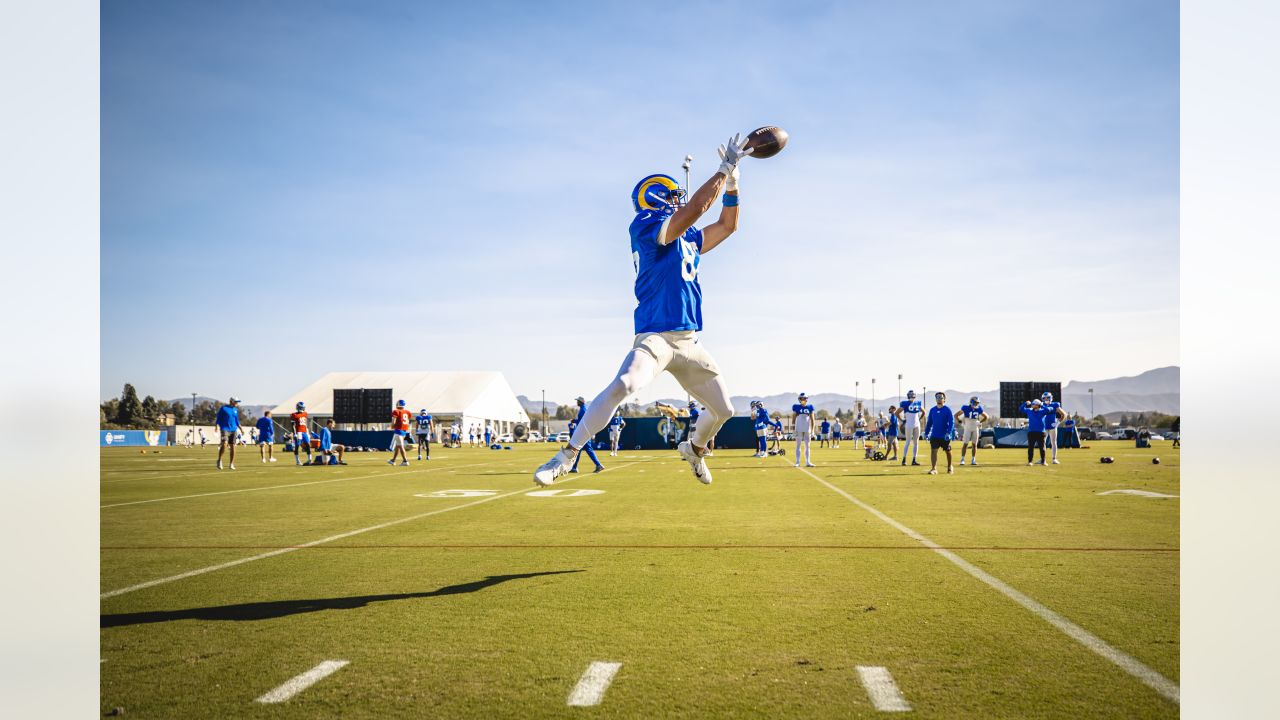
[630,211,704,334]
[609,415,624,428]
[961,405,984,420]
[792,404,815,417]
[416,414,432,432]
[899,400,923,417]
[1042,401,1061,428]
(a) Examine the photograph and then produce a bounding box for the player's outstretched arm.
[662,134,752,245]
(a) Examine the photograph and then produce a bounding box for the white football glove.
[720,156,741,192]
[717,133,754,178]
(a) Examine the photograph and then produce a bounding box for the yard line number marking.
[100,462,641,599]
[255,660,349,704]
[566,661,622,707]
[795,464,1180,705]
[855,666,911,712]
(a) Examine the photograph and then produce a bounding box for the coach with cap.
[216,396,242,470]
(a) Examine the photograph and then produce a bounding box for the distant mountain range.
[520,367,1180,418]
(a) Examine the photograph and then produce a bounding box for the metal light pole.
[1089,388,1094,419]
[191,392,197,449]
[855,381,859,415]
[682,155,692,199]
[871,378,876,416]
[897,374,902,403]
[541,389,547,435]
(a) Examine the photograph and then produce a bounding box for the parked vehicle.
[1095,431,1114,440]
[526,430,543,443]
[1077,427,1097,441]
[497,433,514,443]
[555,432,571,442]
[1149,434,1164,441]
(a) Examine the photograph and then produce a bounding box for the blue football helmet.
[296,401,305,411]
[907,390,916,400]
[970,396,980,406]
[397,399,406,407]
[1041,391,1053,401]
[632,174,686,214]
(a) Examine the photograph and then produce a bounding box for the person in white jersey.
[894,390,925,466]
[792,393,817,468]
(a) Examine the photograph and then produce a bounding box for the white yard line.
[855,666,911,712]
[566,661,622,707]
[100,459,507,508]
[101,462,639,599]
[795,465,1180,705]
[255,660,349,704]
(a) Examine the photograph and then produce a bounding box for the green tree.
[192,400,216,424]
[115,383,143,426]
[170,401,187,425]
[237,405,254,427]
[141,395,158,423]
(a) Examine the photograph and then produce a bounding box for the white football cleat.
[970,460,978,466]
[533,447,577,487]
[229,464,236,470]
[805,462,816,467]
[1052,459,1060,464]
[959,459,966,465]
[928,469,938,475]
[677,441,712,484]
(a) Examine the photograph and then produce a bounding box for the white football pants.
[568,331,732,452]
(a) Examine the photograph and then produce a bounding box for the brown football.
[743,126,789,159]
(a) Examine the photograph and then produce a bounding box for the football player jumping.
[534,134,755,486]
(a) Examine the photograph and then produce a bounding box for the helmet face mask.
[907,390,916,400]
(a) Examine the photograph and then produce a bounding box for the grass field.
[100,439,1179,718]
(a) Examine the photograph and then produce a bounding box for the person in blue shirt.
[568,396,604,474]
[534,133,756,487]
[954,396,988,466]
[819,417,832,448]
[415,410,434,461]
[894,390,926,466]
[1021,398,1052,465]
[1040,391,1066,464]
[922,392,955,475]
[607,410,627,457]
[750,400,782,458]
[315,419,348,465]
[792,393,817,467]
[215,396,241,470]
[884,411,900,461]
[255,410,276,464]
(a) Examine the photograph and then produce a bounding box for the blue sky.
[102,0,1178,404]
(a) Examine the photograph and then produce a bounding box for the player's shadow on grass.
[100,570,583,628]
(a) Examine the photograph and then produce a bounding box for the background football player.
[895,390,925,466]
[955,396,988,466]
[792,393,817,467]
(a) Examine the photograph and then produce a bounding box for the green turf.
[101,440,1179,718]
